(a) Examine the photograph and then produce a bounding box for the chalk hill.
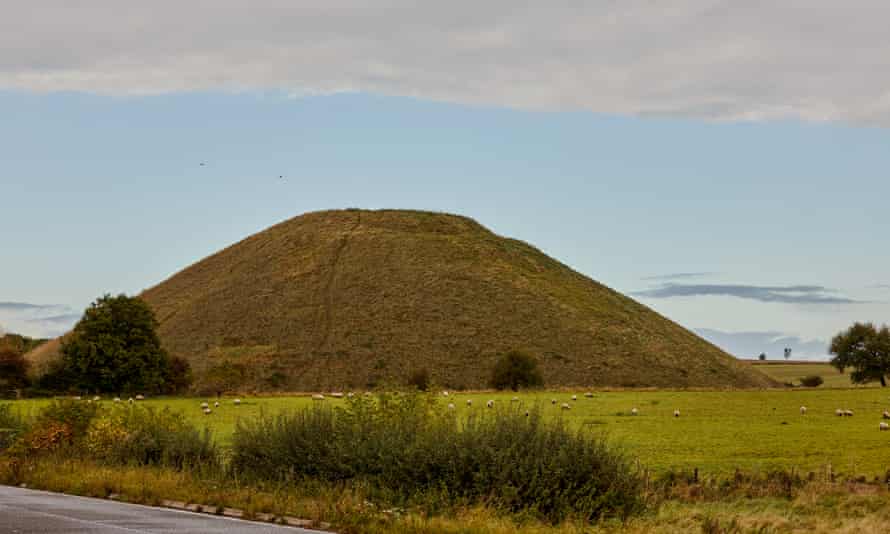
[30,210,776,390]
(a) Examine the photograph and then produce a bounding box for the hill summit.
[31,209,775,390]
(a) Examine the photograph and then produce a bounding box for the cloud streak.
[0,301,78,339]
[2,2,890,125]
[0,301,60,311]
[633,283,860,304]
[641,272,718,281]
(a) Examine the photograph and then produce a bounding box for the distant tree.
[799,375,824,387]
[0,348,29,390]
[60,294,172,394]
[829,322,890,387]
[407,368,431,391]
[163,356,193,394]
[758,353,766,361]
[490,350,544,391]
[784,348,792,360]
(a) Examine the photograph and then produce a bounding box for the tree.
[407,368,430,391]
[0,348,29,390]
[758,353,766,361]
[829,322,890,387]
[60,294,172,394]
[490,350,544,391]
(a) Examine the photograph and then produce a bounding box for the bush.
[490,350,544,391]
[799,375,824,387]
[84,405,217,469]
[4,400,100,458]
[406,368,430,391]
[0,349,29,391]
[0,404,28,451]
[231,392,643,522]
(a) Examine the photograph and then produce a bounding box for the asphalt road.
[0,485,327,534]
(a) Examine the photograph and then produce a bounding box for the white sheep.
[127,397,134,404]
[113,397,121,403]
[561,403,571,410]
[511,396,519,402]
[214,401,220,408]
[466,399,473,406]
[347,392,355,398]
[73,396,82,401]
[673,409,681,418]
[571,394,577,401]
[881,422,889,431]
[525,410,530,417]
[135,394,145,401]
[584,392,593,398]
[442,391,449,397]
[845,409,854,417]
[447,403,455,410]
[234,398,241,405]
[92,396,101,402]
[203,408,212,415]
[883,411,890,420]
[312,394,325,401]
[330,392,344,399]
[836,409,844,417]
[631,408,639,416]
[200,402,209,409]
[486,400,494,408]
[800,406,807,415]
[551,399,557,405]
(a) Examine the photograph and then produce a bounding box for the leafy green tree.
[0,348,30,390]
[489,350,544,391]
[829,322,890,387]
[60,294,172,394]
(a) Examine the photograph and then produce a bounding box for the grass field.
[11,388,890,478]
[750,360,869,388]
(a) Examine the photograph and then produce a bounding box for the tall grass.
[231,392,644,522]
[0,403,28,450]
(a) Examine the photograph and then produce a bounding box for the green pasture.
[751,361,869,388]
[10,388,890,477]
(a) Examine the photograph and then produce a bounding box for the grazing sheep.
[551,399,557,405]
[447,403,455,410]
[571,395,578,401]
[883,411,890,420]
[561,403,571,410]
[113,398,121,403]
[234,398,241,405]
[845,409,854,417]
[466,399,473,406]
[214,401,220,408]
[442,391,449,397]
[135,395,145,401]
[93,396,101,401]
[486,400,494,408]
[511,396,519,402]
[73,396,81,401]
[525,410,530,417]
[312,394,325,401]
[881,422,889,431]
[800,406,807,415]
[347,392,355,398]
[631,408,639,416]
[673,409,681,418]
[203,408,212,415]
[200,402,209,409]
[127,398,134,404]
[584,392,593,398]
[330,392,344,399]
[836,409,844,417]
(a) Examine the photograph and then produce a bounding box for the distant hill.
[28,209,777,390]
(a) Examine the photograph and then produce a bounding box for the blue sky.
[3,2,890,359]
[2,90,888,358]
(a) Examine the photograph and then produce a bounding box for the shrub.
[4,400,100,458]
[0,404,28,451]
[0,349,29,390]
[406,368,430,391]
[799,375,824,387]
[84,405,217,469]
[231,392,643,522]
[489,350,544,391]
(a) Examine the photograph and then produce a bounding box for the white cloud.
[0,302,78,339]
[3,1,890,125]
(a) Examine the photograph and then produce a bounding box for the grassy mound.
[28,209,776,390]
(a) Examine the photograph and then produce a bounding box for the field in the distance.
[749,360,871,388]
[12,388,890,477]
